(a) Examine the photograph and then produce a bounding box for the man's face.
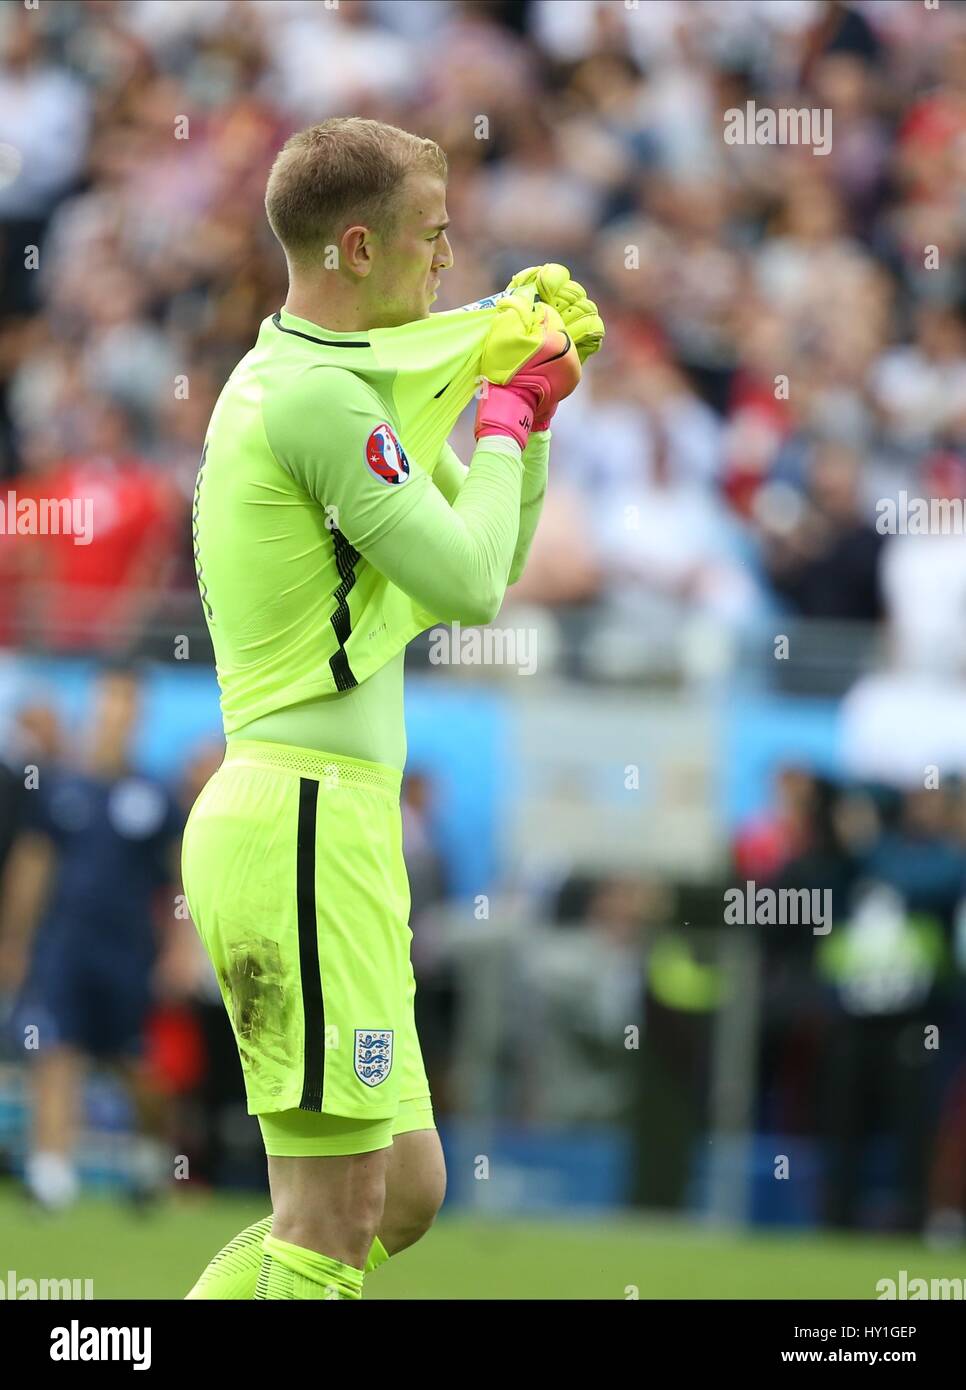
[366,171,452,326]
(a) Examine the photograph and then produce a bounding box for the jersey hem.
[219,614,437,735]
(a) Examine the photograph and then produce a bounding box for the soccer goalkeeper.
[182,116,600,1301]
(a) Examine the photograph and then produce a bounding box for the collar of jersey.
[274,306,371,346]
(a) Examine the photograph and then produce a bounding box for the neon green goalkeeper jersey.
[193,305,549,748]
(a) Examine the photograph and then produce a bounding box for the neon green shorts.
[181,741,434,1145]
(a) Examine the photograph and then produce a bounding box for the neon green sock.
[185,1216,273,1299]
[185,1220,388,1299]
[253,1234,363,1300]
[365,1235,390,1273]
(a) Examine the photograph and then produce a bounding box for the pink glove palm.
[475,311,581,450]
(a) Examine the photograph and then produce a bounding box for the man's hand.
[507,264,605,365]
[476,292,581,448]
[479,284,557,384]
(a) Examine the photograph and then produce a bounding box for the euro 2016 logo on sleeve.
[354,1029,394,1086]
[364,423,410,485]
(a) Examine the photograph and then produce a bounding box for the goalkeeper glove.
[507,263,605,366]
[475,290,581,450]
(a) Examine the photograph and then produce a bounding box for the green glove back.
[478,284,568,383]
[507,263,605,364]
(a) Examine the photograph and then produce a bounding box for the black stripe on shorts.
[296,776,325,1111]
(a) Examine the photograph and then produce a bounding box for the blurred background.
[1,0,965,1298]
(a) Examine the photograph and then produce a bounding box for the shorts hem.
[259,1131,394,1157]
[248,1101,396,1120]
[391,1097,436,1137]
[257,1108,396,1157]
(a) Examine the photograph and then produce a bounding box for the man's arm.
[350,435,525,625]
[267,369,526,626]
[430,441,467,505]
[508,428,549,585]
[0,832,53,999]
[431,432,550,587]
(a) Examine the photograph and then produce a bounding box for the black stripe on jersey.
[328,527,360,692]
[271,311,369,348]
[296,776,325,1113]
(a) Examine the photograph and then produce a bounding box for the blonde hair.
[265,117,447,267]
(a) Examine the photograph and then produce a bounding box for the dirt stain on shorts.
[220,934,295,1082]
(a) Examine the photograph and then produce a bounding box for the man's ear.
[340,225,373,278]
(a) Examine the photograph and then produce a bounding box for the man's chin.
[376,285,443,325]
[378,302,433,327]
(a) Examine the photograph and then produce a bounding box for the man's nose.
[434,233,454,270]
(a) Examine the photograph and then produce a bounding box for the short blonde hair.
[265,117,447,267]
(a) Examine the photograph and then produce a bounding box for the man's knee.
[282,1197,383,1258]
[270,1150,389,1259]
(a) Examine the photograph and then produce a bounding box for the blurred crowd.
[738,765,966,1236]
[1,0,965,681]
[463,761,965,1235]
[1,0,965,1236]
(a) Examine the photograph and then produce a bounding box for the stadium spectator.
[0,664,184,1208]
[817,880,945,1232]
[760,442,886,623]
[0,8,90,317]
[519,873,654,1125]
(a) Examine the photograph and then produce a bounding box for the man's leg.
[186,1123,444,1298]
[182,745,437,1297]
[27,1044,82,1209]
[269,1150,389,1262]
[257,1146,391,1299]
[187,955,444,1297]
[117,1055,171,1202]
